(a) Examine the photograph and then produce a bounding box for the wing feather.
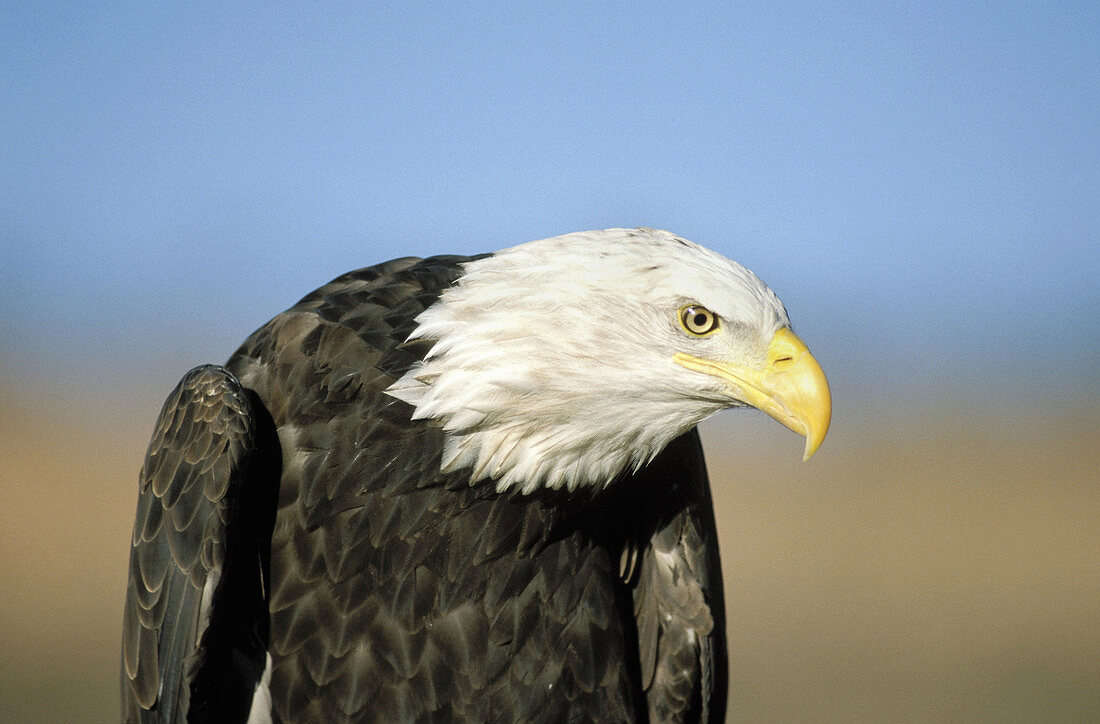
[121,364,276,722]
[628,428,729,723]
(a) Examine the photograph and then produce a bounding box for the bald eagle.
[122,228,830,722]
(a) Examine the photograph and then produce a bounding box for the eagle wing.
[628,428,728,723]
[121,365,278,722]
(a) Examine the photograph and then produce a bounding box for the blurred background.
[2,3,1097,721]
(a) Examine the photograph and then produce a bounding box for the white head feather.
[386,228,790,494]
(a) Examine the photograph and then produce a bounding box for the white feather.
[386,228,789,492]
[246,653,273,724]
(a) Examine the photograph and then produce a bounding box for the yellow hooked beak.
[674,328,832,460]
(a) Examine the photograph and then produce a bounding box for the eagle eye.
[679,305,720,336]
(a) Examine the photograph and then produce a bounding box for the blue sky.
[2,2,1097,407]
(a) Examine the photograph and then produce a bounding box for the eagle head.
[387,228,831,494]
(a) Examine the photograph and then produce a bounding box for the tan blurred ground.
[1,382,1097,722]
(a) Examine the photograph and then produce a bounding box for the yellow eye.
[679,305,719,336]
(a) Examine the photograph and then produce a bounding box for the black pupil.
[692,312,708,329]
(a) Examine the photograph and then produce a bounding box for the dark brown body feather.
[122,254,727,722]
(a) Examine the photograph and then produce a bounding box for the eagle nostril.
[773,354,795,368]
